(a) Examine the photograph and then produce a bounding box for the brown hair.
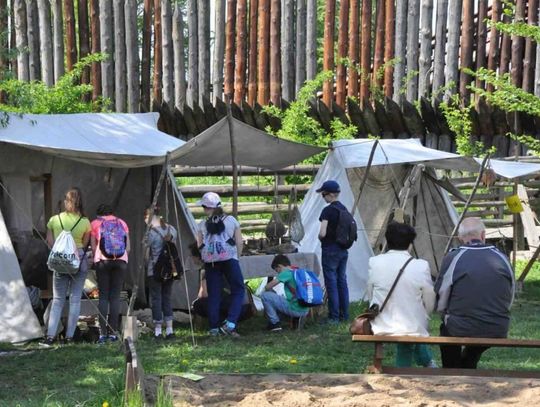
[271,254,291,270]
[64,187,84,215]
[144,206,166,227]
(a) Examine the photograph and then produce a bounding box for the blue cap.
[316,180,340,193]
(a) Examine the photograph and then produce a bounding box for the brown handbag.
[350,257,414,335]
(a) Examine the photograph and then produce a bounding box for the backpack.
[47,215,83,274]
[99,217,127,259]
[334,205,357,249]
[201,216,237,263]
[153,239,183,282]
[289,268,324,307]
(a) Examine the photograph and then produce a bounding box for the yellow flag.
[505,195,523,214]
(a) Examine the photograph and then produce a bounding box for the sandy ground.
[146,373,540,407]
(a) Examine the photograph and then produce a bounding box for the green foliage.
[0,54,109,114]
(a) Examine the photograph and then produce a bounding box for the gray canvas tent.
[299,139,540,301]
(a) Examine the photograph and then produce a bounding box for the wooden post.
[322,0,336,107]
[213,0,225,102]
[360,0,372,103]
[418,0,433,99]
[26,0,40,81]
[226,95,239,217]
[99,0,114,102]
[141,0,152,111]
[64,0,77,71]
[126,0,140,113]
[499,12,511,76]
[14,0,29,81]
[161,0,174,106]
[90,0,101,99]
[224,0,236,101]
[393,0,406,103]
[373,0,385,90]
[153,0,163,104]
[406,0,420,102]
[269,0,281,105]
[257,0,270,105]
[444,0,462,100]
[373,343,384,373]
[487,0,501,93]
[173,4,186,109]
[306,0,317,81]
[295,0,307,95]
[432,0,448,99]
[336,0,349,108]
[114,0,127,111]
[37,0,52,85]
[475,0,488,92]
[511,0,526,88]
[523,0,538,93]
[0,0,7,86]
[383,0,395,98]
[187,0,198,107]
[234,0,248,105]
[197,0,210,105]
[348,0,360,99]
[281,0,294,101]
[459,0,474,103]
[78,0,91,86]
[248,0,258,105]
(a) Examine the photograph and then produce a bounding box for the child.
[261,254,309,331]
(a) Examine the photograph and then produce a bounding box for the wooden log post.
[141,0,152,111]
[373,0,385,90]
[125,0,140,113]
[383,0,395,98]
[269,0,281,105]
[474,0,488,92]
[257,0,270,105]
[224,0,235,100]
[78,0,91,87]
[234,0,248,105]
[393,0,406,103]
[37,0,52,85]
[90,0,101,99]
[161,0,174,107]
[64,0,77,71]
[459,0,474,104]
[0,0,7,88]
[295,0,307,95]
[306,0,317,81]
[523,0,538,93]
[213,0,225,102]
[173,4,187,109]
[99,0,114,103]
[487,0,501,93]
[114,0,127,111]
[248,0,258,105]
[336,0,349,108]
[187,0,198,107]
[444,0,463,101]
[432,0,448,100]
[26,0,40,81]
[406,0,420,102]
[418,0,433,99]
[499,12,511,76]
[348,0,360,99]
[197,0,210,105]
[153,0,163,105]
[281,0,294,101]
[360,0,372,104]
[14,0,29,81]
[511,0,526,89]
[322,0,336,107]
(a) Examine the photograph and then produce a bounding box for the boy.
[261,254,309,331]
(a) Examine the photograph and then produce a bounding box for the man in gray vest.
[435,217,515,369]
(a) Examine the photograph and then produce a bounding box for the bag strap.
[70,216,83,232]
[379,257,414,313]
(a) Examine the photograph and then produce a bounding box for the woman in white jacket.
[366,221,437,368]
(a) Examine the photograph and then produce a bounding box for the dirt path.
[146,373,540,406]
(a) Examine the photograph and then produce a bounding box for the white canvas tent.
[299,139,540,301]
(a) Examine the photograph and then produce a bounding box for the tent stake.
[443,154,491,254]
[351,139,379,215]
[226,94,239,217]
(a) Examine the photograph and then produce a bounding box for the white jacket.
[366,250,436,337]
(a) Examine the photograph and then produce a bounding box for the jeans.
[261,291,308,324]
[439,323,489,369]
[205,259,245,329]
[47,249,88,339]
[148,277,174,323]
[321,248,349,321]
[396,344,433,367]
[95,260,127,336]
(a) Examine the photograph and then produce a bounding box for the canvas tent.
[299,139,540,301]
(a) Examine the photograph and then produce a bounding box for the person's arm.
[318,220,328,240]
[435,251,461,313]
[46,229,54,249]
[82,231,91,249]
[90,235,98,253]
[234,226,243,256]
[264,277,280,291]
[420,262,436,313]
[198,278,208,298]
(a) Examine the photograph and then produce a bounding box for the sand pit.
[147,373,540,406]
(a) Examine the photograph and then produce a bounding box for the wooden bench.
[352,334,540,378]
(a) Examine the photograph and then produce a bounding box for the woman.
[145,207,177,339]
[91,204,130,344]
[196,192,245,337]
[366,221,437,368]
[43,187,91,345]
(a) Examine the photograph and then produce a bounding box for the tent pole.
[226,94,239,217]
[351,139,379,215]
[443,154,491,254]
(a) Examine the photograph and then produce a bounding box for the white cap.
[197,192,221,208]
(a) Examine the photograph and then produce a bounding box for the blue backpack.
[290,268,324,307]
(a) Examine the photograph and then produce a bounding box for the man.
[435,217,515,369]
[317,180,350,324]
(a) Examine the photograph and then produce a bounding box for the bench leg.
[367,343,384,373]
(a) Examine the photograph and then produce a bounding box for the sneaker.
[208,328,222,337]
[39,336,55,347]
[63,337,74,345]
[108,335,119,343]
[220,324,240,338]
[165,332,175,340]
[97,335,108,345]
[154,334,163,340]
[267,322,283,332]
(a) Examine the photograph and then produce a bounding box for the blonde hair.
[64,187,84,214]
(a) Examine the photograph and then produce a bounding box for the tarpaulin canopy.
[173,117,326,170]
[333,139,540,179]
[0,112,186,168]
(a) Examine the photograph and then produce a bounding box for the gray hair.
[458,217,485,240]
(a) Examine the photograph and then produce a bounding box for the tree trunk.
[248,0,258,105]
[213,0,225,102]
[125,0,140,112]
[348,0,359,99]
[360,0,372,103]
[535,41,540,97]
[78,0,91,85]
[444,0,462,100]
[459,0,474,103]
[269,0,281,105]
[0,0,7,84]
[14,0,29,81]
[114,0,127,111]
[510,0,525,88]
[26,0,40,80]
[322,0,336,107]
[393,0,406,103]
[306,0,317,81]
[173,4,186,109]
[373,0,385,89]
[153,0,163,105]
[499,12,511,75]
[90,0,101,99]
[187,0,198,106]
[406,0,420,102]
[234,0,248,104]
[418,0,433,99]
[383,0,395,97]
[336,0,349,107]
[281,0,294,101]
[522,0,538,93]
[295,0,307,95]
[37,0,53,85]
[9,0,16,75]
[257,0,270,105]
[99,0,114,103]
[161,0,174,106]
[432,0,448,99]
[197,0,210,105]
[141,0,152,111]
[475,0,488,91]
[64,0,77,71]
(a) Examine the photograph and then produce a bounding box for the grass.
[2,262,540,406]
